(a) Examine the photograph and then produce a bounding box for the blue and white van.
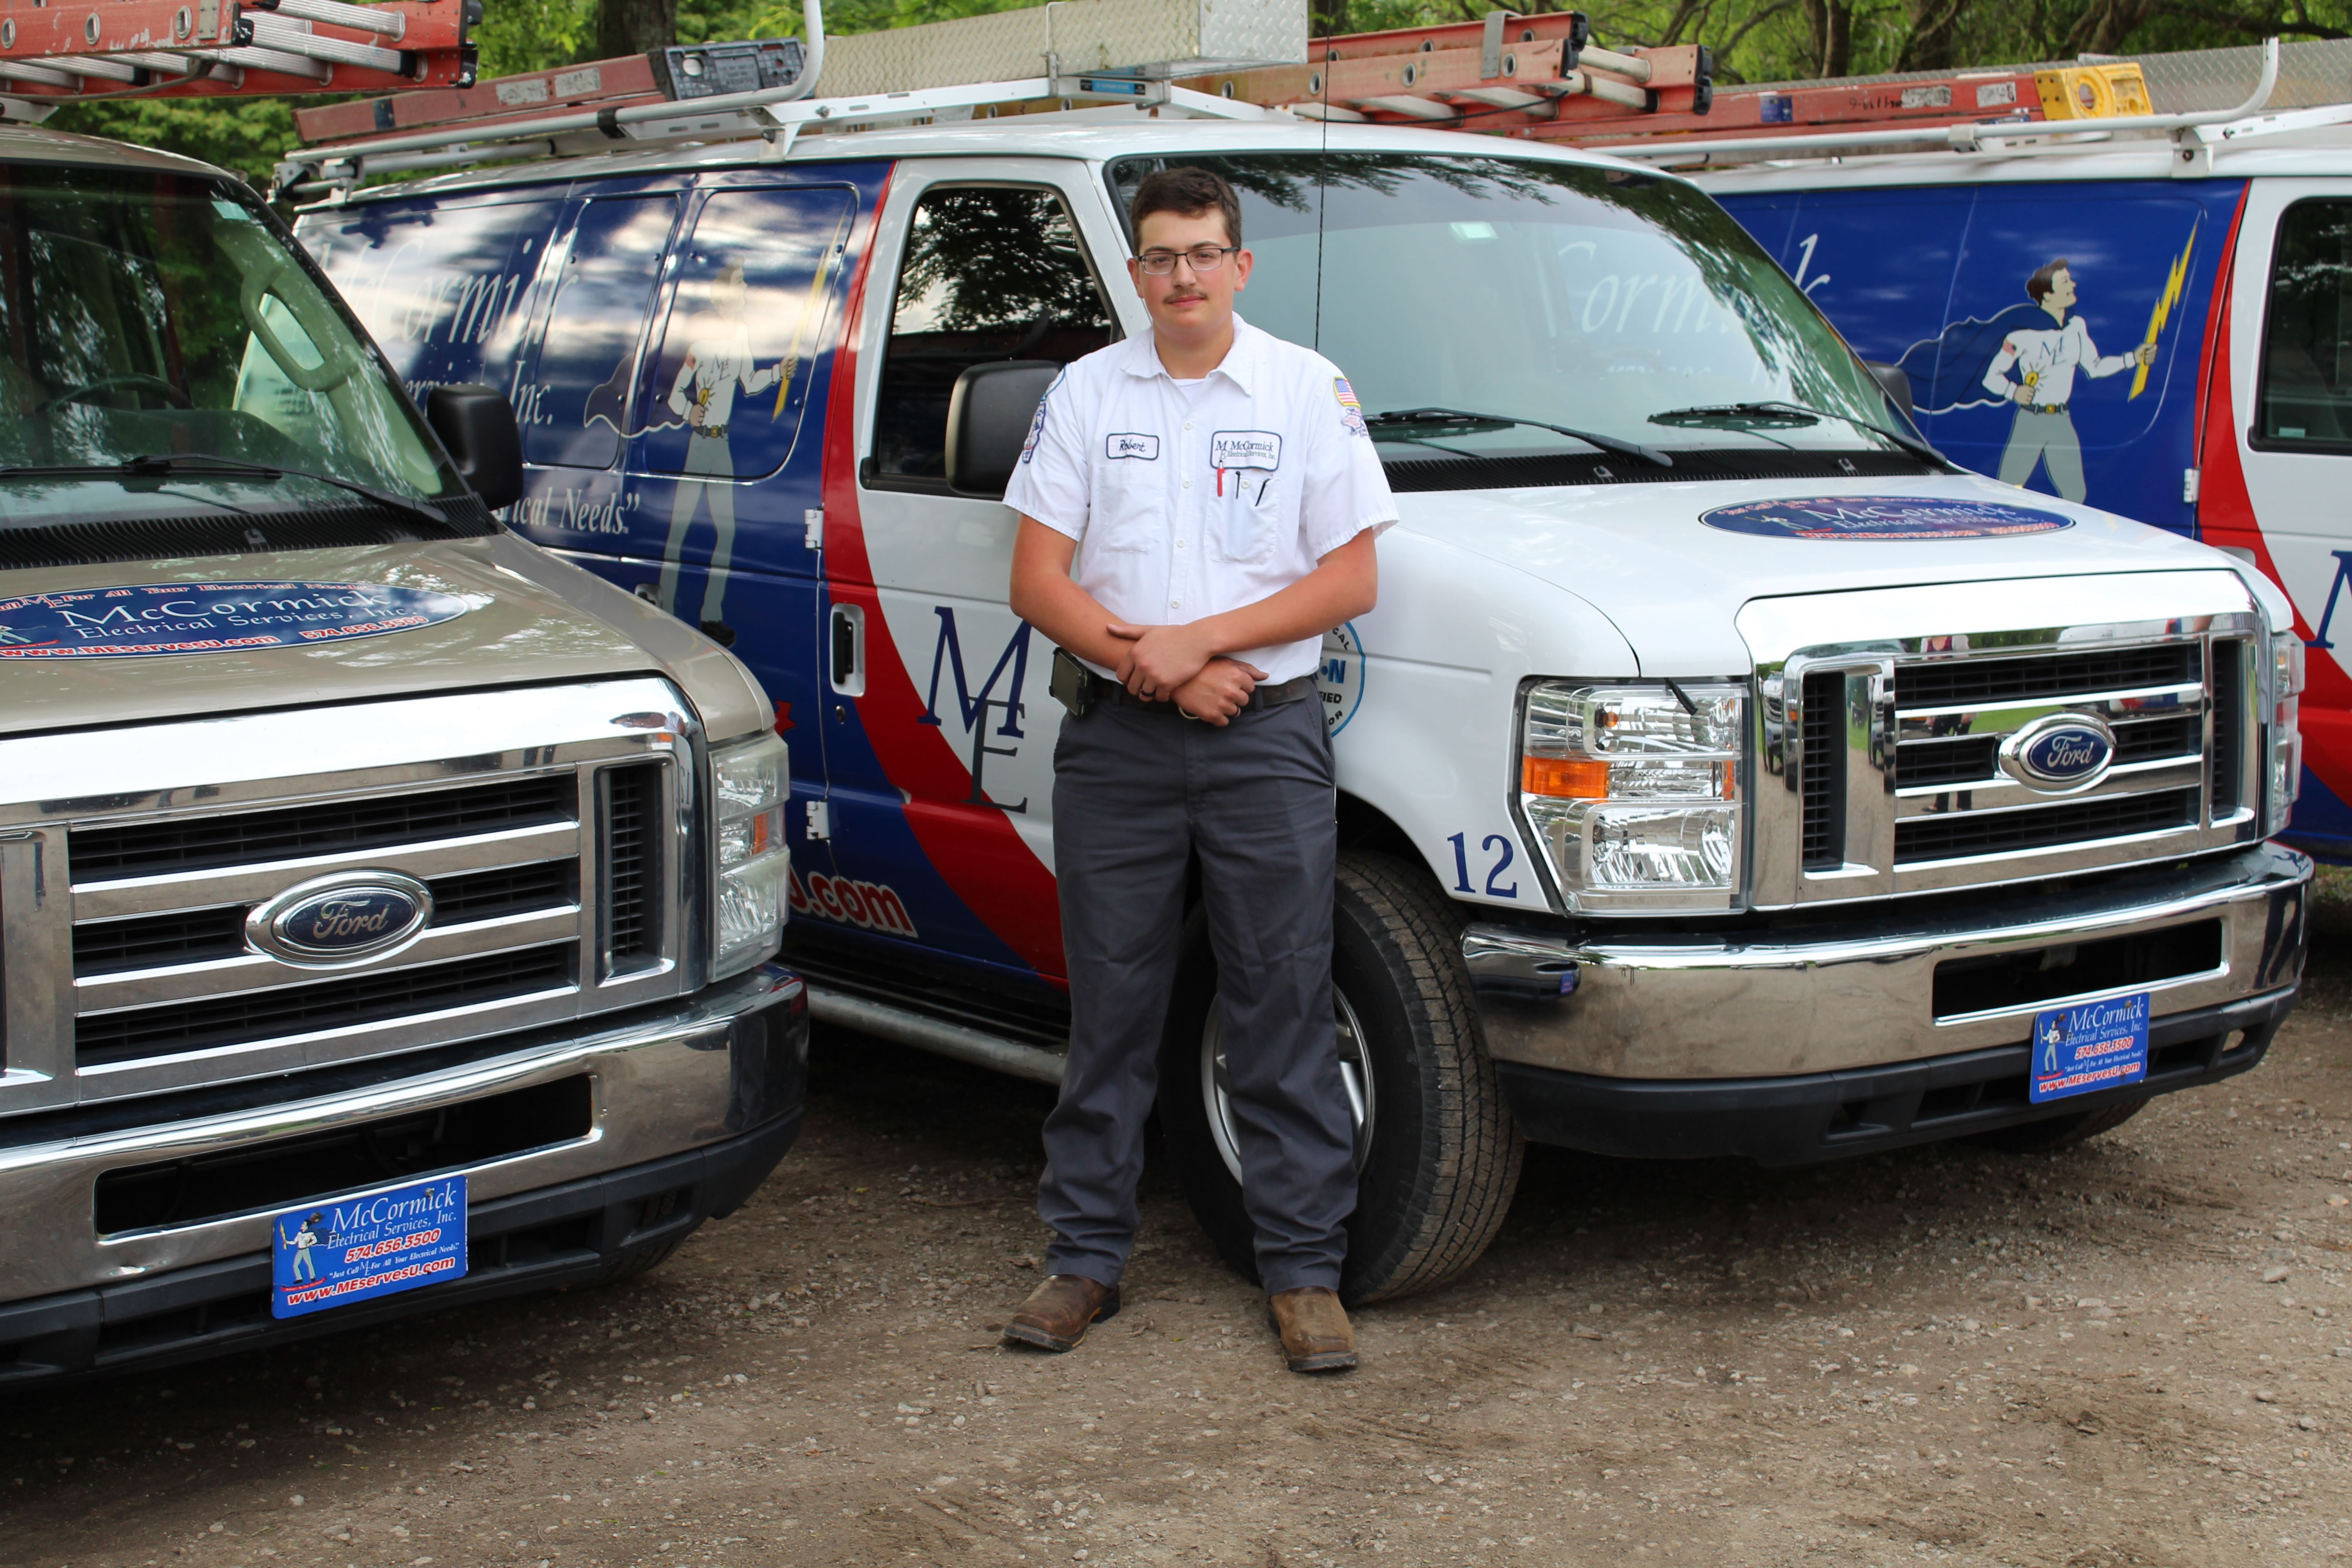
[298,113,2313,1300]
[1692,106,2352,862]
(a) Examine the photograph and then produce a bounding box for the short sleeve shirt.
[1000,314,1398,684]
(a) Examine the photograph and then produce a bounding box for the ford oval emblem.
[1998,713,2117,794]
[247,872,432,966]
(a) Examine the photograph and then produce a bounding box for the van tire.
[1969,1096,2150,1153]
[1156,850,1524,1304]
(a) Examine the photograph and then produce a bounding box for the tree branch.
[2151,0,2347,36]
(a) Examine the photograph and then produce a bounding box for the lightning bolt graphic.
[2131,221,2198,400]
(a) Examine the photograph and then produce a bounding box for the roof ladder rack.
[274,0,1299,200]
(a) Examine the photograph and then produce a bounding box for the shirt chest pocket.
[1088,459,1164,554]
[1210,473,1284,565]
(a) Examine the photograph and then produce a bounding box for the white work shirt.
[1983,314,2135,407]
[1002,314,1397,685]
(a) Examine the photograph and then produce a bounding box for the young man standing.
[1000,167,1396,1374]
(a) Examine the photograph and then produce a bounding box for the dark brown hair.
[2026,258,2071,302]
[1128,166,1242,250]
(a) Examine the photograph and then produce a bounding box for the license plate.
[2029,993,2151,1104]
[271,1175,468,1320]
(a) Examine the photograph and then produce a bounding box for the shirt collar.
[1122,312,1262,394]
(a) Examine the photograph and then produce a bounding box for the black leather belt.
[1086,670,1317,717]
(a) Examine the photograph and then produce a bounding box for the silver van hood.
[0,535,769,743]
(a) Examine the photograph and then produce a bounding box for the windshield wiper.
[1648,401,1948,466]
[0,454,463,534]
[1366,407,1674,469]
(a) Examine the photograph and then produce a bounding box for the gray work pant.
[657,432,739,624]
[1995,407,2087,502]
[1039,693,1356,1295]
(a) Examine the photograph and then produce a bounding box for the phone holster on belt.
[1050,646,1093,717]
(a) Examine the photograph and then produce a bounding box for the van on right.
[1690,40,2352,864]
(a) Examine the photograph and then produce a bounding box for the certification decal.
[1319,620,1367,737]
[1700,495,2074,541]
[0,581,470,658]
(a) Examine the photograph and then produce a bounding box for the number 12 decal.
[1446,832,1519,898]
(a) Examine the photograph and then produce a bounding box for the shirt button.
[1184,421,1193,430]
[1171,601,1181,610]
[1182,479,1191,489]
[1176,539,1185,548]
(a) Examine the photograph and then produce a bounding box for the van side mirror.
[426,383,524,511]
[1863,360,1916,422]
[946,360,1062,498]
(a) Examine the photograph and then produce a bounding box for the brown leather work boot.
[1267,1286,1358,1373]
[1002,1274,1121,1352]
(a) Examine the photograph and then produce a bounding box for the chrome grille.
[1799,670,1844,870]
[67,775,574,879]
[1744,571,2270,910]
[0,678,699,1117]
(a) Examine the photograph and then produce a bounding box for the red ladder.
[1191,8,2077,150]
[0,0,475,103]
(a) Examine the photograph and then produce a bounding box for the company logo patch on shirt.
[1211,431,1282,471]
[1021,372,1063,465]
[1106,432,1161,461]
[1333,376,1368,438]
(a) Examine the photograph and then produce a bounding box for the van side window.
[529,195,679,469]
[304,196,554,406]
[870,186,1115,486]
[637,186,856,481]
[2259,199,2352,451]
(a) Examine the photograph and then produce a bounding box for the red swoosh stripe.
[819,165,1068,982]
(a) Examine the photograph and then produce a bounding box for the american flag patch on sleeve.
[1333,375,1368,437]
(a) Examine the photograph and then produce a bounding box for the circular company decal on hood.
[0,581,470,659]
[1701,495,2075,541]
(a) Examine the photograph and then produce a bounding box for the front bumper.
[0,965,805,1388]
[1463,843,2308,1159]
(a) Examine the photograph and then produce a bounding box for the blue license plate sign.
[2030,994,2151,1104]
[271,1176,467,1319]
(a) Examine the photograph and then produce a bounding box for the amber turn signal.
[1521,755,1611,799]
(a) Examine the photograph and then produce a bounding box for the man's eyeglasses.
[1136,245,1240,275]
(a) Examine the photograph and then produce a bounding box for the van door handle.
[829,604,865,696]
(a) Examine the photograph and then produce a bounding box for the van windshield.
[1107,153,1914,470]
[0,162,466,534]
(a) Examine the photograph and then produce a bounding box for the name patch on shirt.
[1212,431,1282,471]
[1106,432,1160,461]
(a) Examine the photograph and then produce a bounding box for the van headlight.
[1516,681,1745,912]
[2271,631,2305,832]
[710,731,791,980]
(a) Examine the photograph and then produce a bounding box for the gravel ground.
[6,892,2352,1568]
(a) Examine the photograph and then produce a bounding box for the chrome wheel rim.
[1200,986,1376,1186]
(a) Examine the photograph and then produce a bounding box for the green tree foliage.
[47,98,298,187]
[37,0,2352,189]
